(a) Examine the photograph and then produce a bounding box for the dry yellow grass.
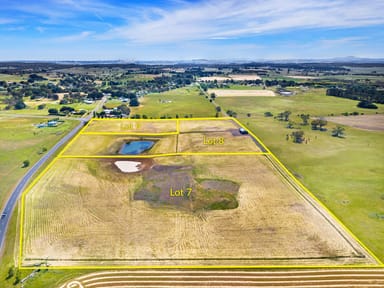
[62,134,177,156]
[199,75,261,81]
[84,119,177,133]
[22,155,370,267]
[179,119,238,132]
[209,89,276,97]
[177,131,261,153]
[229,74,261,81]
[325,114,384,131]
[286,75,317,79]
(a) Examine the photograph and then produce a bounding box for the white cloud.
[36,26,46,33]
[318,37,367,46]
[102,0,384,43]
[54,31,93,42]
[0,18,14,25]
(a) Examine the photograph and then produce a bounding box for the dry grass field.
[63,119,260,155]
[209,89,276,97]
[286,75,318,79]
[179,119,238,132]
[22,155,371,267]
[62,134,178,156]
[325,114,384,131]
[229,74,262,81]
[177,131,261,153]
[83,119,177,133]
[200,75,261,81]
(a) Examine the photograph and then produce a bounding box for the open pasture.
[131,87,216,118]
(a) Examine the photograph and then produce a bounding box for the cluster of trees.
[226,110,237,117]
[311,118,328,130]
[326,84,383,104]
[276,111,291,121]
[357,100,378,109]
[28,73,47,83]
[94,104,131,118]
[264,79,298,87]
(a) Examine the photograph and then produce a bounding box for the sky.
[0,0,383,61]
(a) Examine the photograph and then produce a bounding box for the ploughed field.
[20,119,375,267]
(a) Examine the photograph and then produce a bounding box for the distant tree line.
[326,84,384,104]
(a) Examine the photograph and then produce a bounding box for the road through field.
[0,97,106,254]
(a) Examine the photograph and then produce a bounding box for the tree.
[117,104,130,115]
[247,113,251,117]
[286,121,295,129]
[210,92,216,100]
[14,100,26,110]
[319,118,328,130]
[129,97,139,107]
[332,126,345,138]
[300,114,310,125]
[283,111,291,121]
[60,106,75,114]
[216,106,221,112]
[357,100,378,109]
[291,130,304,143]
[37,104,46,110]
[311,119,320,130]
[48,108,58,115]
[6,266,14,280]
[22,160,30,168]
[264,111,273,117]
[277,111,291,121]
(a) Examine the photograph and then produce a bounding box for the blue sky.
[0,0,383,61]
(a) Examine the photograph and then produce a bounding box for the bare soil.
[326,114,384,131]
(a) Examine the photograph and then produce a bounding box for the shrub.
[357,100,378,109]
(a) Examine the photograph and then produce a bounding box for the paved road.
[0,96,106,254]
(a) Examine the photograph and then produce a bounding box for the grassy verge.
[0,116,78,210]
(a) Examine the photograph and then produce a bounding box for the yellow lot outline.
[18,117,383,270]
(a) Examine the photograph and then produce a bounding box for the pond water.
[120,141,154,155]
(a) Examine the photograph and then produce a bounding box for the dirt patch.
[199,74,261,82]
[229,74,261,81]
[208,89,275,97]
[286,75,317,79]
[135,164,239,211]
[325,114,384,131]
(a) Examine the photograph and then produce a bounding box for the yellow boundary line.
[81,132,179,136]
[59,152,269,159]
[19,264,383,270]
[90,117,232,121]
[18,117,384,269]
